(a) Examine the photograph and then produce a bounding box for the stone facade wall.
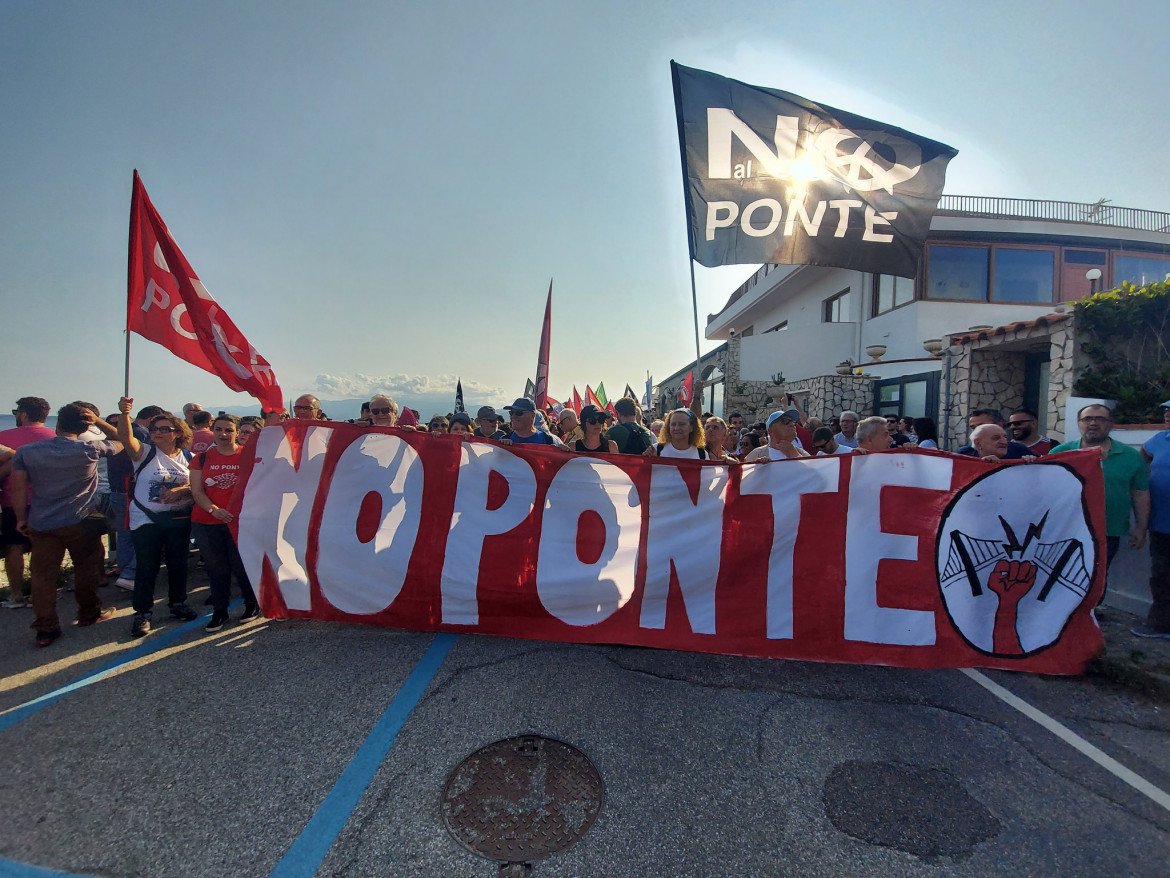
[941,315,1078,448]
[721,337,875,423]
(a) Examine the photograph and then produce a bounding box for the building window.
[1114,253,1170,286]
[872,274,914,315]
[926,245,989,300]
[993,248,1054,303]
[823,288,851,322]
[763,320,788,333]
[926,244,1058,303]
[1060,249,1108,301]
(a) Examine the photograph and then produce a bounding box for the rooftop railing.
[938,195,1170,233]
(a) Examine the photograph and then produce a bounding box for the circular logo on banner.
[936,464,1097,658]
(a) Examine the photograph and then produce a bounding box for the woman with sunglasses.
[237,415,263,447]
[703,417,739,464]
[572,405,618,455]
[655,408,707,459]
[116,398,199,638]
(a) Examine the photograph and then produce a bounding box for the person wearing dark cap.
[474,406,507,440]
[573,405,618,454]
[448,412,474,439]
[608,397,656,455]
[1136,399,1170,638]
[504,398,567,448]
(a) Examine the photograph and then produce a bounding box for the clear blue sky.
[2,0,1167,417]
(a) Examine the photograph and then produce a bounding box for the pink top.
[0,424,56,506]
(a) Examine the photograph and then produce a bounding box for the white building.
[701,195,1170,443]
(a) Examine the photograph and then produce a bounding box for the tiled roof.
[948,311,1072,346]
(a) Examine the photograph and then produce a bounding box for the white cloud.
[313,372,504,401]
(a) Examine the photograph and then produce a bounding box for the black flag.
[455,379,465,414]
[671,62,957,278]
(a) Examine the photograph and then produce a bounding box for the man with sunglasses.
[504,398,568,449]
[474,406,508,440]
[745,408,810,461]
[292,394,324,421]
[557,408,584,445]
[368,394,398,428]
[1007,408,1054,455]
[1051,403,1148,568]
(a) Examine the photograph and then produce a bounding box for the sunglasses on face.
[370,407,393,416]
[151,426,176,434]
[584,416,605,425]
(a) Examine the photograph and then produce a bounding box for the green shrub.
[1073,280,1170,424]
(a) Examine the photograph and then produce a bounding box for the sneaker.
[169,603,198,622]
[205,611,229,632]
[239,605,262,622]
[1130,624,1170,640]
[130,613,151,638]
[114,578,135,591]
[35,628,62,648]
[76,607,116,627]
[1,597,31,609]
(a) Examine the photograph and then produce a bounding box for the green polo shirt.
[1050,438,1149,536]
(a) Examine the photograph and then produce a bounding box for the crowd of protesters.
[1,385,1166,648]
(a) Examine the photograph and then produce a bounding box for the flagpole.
[124,170,138,399]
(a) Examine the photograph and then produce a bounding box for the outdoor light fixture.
[1085,268,1102,294]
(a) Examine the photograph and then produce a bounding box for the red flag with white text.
[678,371,695,405]
[127,171,284,412]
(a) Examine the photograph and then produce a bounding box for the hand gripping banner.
[232,421,1106,674]
[127,171,285,413]
[671,62,958,278]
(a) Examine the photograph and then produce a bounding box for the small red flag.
[572,387,582,415]
[677,371,695,406]
[127,171,284,413]
[585,385,603,410]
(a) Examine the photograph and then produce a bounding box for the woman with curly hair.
[117,398,198,638]
[655,408,707,459]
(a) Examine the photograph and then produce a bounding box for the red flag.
[585,385,603,410]
[572,387,582,415]
[534,280,552,409]
[127,171,284,412]
[677,371,695,406]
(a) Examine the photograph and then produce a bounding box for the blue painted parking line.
[0,603,239,735]
[268,633,458,878]
[0,858,97,877]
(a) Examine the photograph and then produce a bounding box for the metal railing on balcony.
[937,195,1170,233]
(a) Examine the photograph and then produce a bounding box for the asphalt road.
[2,565,1169,878]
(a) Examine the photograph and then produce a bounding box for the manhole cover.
[441,735,603,865]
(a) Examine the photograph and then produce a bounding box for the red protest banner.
[127,171,285,413]
[233,421,1106,674]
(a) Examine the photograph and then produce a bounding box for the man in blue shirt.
[504,398,567,449]
[1136,400,1170,638]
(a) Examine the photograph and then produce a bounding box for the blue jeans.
[107,492,135,579]
[130,521,192,615]
[192,522,255,615]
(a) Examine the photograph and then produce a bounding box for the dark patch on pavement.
[823,759,1000,859]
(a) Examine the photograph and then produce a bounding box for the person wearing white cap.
[744,408,809,462]
[1136,399,1170,638]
